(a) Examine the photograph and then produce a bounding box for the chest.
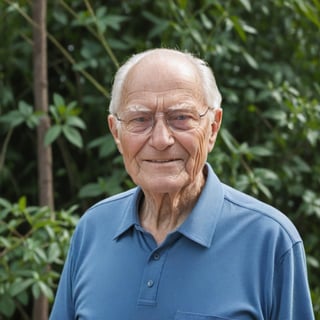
[71,230,271,320]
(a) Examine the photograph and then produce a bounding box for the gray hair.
[108,48,222,114]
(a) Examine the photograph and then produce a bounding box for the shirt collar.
[114,163,224,248]
[177,164,224,248]
[113,187,142,240]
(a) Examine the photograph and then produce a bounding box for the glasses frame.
[114,106,212,135]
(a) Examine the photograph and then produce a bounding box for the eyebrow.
[124,103,197,113]
[167,103,196,111]
[124,105,151,112]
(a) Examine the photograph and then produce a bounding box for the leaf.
[0,295,15,317]
[256,180,272,199]
[243,51,258,69]
[16,290,29,306]
[47,242,61,263]
[239,0,252,11]
[235,174,250,191]
[28,247,46,264]
[99,137,117,158]
[44,125,62,146]
[108,38,128,50]
[18,100,33,116]
[220,128,238,153]
[18,196,27,211]
[32,283,40,299]
[0,197,12,210]
[149,21,169,39]
[87,136,107,149]
[0,110,24,128]
[10,279,34,297]
[190,29,203,45]
[62,126,83,148]
[0,237,11,248]
[292,156,311,172]
[306,130,318,146]
[200,13,213,29]
[263,109,287,124]
[49,105,60,123]
[104,14,128,31]
[66,116,86,129]
[78,182,105,198]
[53,10,68,25]
[249,146,273,157]
[38,281,54,300]
[307,255,320,268]
[229,16,246,42]
[177,0,188,9]
[53,93,65,107]
[254,168,279,182]
[243,24,257,34]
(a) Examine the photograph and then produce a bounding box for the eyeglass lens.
[117,107,209,134]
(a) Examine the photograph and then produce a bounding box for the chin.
[139,177,189,195]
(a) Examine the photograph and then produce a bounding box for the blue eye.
[124,113,153,133]
[175,114,191,121]
[167,111,198,130]
[131,115,152,123]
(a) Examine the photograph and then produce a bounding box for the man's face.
[108,52,222,194]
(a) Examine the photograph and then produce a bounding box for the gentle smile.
[147,159,179,163]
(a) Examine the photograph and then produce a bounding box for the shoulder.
[221,183,301,244]
[87,187,138,213]
[76,187,138,228]
[69,187,139,247]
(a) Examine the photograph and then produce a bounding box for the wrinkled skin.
[108,49,222,244]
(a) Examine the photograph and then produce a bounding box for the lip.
[145,159,181,163]
[148,159,175,162]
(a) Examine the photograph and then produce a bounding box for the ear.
[208,108,223,152]
[108,114,123,154]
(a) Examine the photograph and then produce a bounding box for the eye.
[175,114,191,121]
[128,113,152,123]
[169,111,196,121]
[132,116,147,123]
[167,110,199,131]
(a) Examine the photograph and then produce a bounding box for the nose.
[149,115,174,150]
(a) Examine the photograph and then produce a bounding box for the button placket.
[147,280,154,287]
[137,249,167,306]
[153,252,160,260]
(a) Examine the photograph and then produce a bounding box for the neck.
[139,171,206,245]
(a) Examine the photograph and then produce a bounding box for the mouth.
[145,159,181,164]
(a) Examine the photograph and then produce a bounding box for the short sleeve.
[271,241,314,320]
[49,236,76,320]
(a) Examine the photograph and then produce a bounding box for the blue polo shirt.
[50,164,314,320]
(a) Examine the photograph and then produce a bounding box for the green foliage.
[0,101,41,130]
[45,93,86,148]
[0,0,319,318]
[0,197,78,318]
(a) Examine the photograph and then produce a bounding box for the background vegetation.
[0,0,319,319]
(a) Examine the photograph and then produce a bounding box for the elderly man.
[50,48,314,319]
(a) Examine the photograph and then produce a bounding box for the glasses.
[115,106,212,134]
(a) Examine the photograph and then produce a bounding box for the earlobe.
[108,115,123,154]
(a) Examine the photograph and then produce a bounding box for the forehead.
[120,52,204,109]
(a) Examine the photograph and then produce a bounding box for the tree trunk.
[32,0,53,319]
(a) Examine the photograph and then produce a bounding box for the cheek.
[118,134,145,167]
[121,145,139,178]
[121,143,137,165]
[186,129,209,179]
